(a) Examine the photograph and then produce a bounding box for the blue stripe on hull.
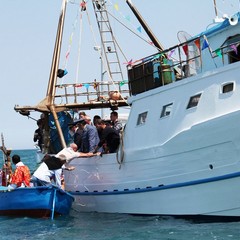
[69,171,240,196]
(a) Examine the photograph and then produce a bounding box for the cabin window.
[137,111,148,125]
[187,93,201,109]
[222,82,234,93]
[221,35,240,64]
[160,103,173,118]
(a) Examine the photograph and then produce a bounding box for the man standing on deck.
[75,118,99,153]
[110,111,122,133]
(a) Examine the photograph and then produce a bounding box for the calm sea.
[0,149,240,240]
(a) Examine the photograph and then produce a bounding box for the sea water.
[0,149,240,240]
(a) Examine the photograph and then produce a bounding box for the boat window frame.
[136,111,148,126]
[186,93,202,109]
[160,103,173,118]
[221,82,234,94]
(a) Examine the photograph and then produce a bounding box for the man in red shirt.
[9,154,31,188]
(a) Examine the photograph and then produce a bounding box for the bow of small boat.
[0,186,74,218]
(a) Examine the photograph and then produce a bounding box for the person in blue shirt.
[75,118,99,153]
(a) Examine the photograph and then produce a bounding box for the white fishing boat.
[14,0,240,220]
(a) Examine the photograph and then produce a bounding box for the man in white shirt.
[32,143,93,188]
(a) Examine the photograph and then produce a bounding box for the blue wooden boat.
[0,185,74,219]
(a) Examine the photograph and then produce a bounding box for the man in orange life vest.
[8,154,31,189]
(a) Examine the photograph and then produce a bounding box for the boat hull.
[69,172,240,218]
[64,107,240,218]
[0,186,74,218]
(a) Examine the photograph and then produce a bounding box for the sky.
[0,0,239,150]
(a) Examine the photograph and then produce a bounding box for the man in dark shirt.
[33,119,43,150]
[94,119,120,153]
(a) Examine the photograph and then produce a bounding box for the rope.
[116,124,125,169]
[60,3,82,86]
[75,13,83,84]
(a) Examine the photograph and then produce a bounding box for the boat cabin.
[128,15,240,96]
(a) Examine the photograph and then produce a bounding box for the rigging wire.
[107,0,161,52]
[75,12,83,84]
[61,3,82,85]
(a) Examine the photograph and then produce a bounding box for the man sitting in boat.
[32,143,94,188]
[8,154,31,189]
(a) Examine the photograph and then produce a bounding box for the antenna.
[213,0,224,23]
[213,0,218,18]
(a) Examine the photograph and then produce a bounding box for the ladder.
[92,0,124,82]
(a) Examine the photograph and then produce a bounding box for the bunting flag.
[120,80,127,86]
[182,44,189,56]
[153,54,161,60]
[75,84,83,88]
[93,82,99,90]
[125,15,130,21]
[123,59,133,66]
[137,26,142,33]
[84,83,90,89]
[114,3,119,11]
[148,40,154,45]
[57,69,68,78]
[230,44,238,55]
[66,51,70,59]
[80,1,86,11]
[201,35,209,50]
[168,49,175,59]
[64,69,68,76]
[214,48,222,57]
[194,38,201,50]
[69,34,73,45]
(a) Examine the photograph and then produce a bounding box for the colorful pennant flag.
[214,48,222,57]
[124,59,133,66]
[114,3,119,11]
[66,51,70,59]
[230,44,238,55]
[84,83,90,89]
[120,80,127,86]
[125,15,130,21]
[182,44,189,56]
[202,36,209,50]
[93,82,99,90]
[168,49,175,59]
[137,26,142,33]
[194,38,201,50]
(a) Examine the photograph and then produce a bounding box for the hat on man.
[73,118,86,125]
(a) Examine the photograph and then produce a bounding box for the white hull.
[15,1,240,219]
[70,174,240,216]
[64,59,240,217]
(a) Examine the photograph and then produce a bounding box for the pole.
[126,0,164,51]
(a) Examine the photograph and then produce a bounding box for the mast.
[46,0,68,149]
[126,0,164,51]
[0,133,12,186]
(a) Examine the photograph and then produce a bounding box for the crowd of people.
[5,111,123,191]
[67,111,123,154]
